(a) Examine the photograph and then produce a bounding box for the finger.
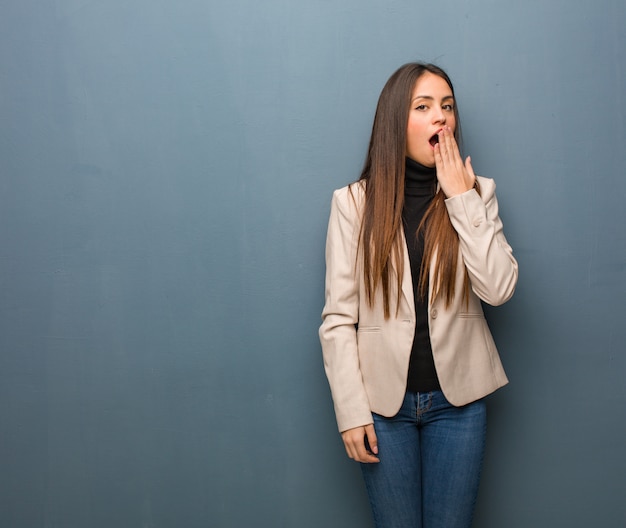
[434,142,443,168]
[364,423,378,455]
[358,424,379,463]
[464,155,475,178]
[439,127,452,163]
[354,431,379,463]
[435,130,448,163]
[356,443,380,463]
[434,128,450,166]
[443,126,462,164]
[358,451,380,463]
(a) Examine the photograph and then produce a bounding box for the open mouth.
[429,133,439,147]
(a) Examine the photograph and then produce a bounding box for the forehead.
[412,72,453,98]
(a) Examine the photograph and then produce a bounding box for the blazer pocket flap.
[457,312,485,319]
[357,326,381,333]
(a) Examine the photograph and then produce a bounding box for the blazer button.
[431,309,438,319]
[472,218,482,227]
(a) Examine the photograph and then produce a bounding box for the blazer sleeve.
[444,177,518,306]
[319,186,373,432]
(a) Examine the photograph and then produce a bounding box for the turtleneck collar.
[405,157,436,195]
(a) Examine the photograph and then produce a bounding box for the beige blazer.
[319,176,518,432]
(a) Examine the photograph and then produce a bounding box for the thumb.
[465,156,476,178]
[364,423,378,455]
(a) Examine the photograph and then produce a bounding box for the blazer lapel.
[399,229,415,314]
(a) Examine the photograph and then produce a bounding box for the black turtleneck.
[402,157,441,392]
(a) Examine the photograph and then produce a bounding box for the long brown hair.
[355,62,472,317]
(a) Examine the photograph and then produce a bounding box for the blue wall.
[1,1,624,526]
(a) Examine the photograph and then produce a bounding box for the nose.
[432,107,446,124]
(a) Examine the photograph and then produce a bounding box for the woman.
[319,63,518,528]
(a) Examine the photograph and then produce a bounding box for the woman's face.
[406,72,456,167]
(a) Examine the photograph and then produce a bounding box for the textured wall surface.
[1,1,624,526]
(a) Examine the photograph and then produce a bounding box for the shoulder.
[331,180,366,212]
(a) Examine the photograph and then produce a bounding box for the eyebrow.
[411,95,455,103]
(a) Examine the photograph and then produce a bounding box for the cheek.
[448,116,457,135]
[406,130,419,153]
[406,120,425,143]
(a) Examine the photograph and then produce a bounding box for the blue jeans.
[360,391,486,528]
